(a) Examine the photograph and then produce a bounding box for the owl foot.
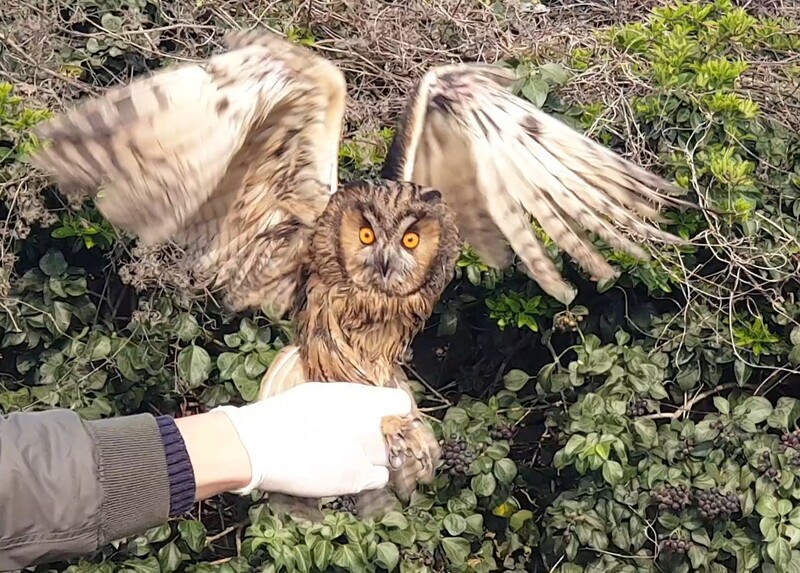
[267,492,324,524]
[354,488,403,521]
[380,414,441,502]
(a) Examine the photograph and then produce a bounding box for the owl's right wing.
[29,30,347,316]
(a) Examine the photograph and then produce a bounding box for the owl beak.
[374,252,391,279]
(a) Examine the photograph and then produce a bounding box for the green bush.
[2,0,800,572]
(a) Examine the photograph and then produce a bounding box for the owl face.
[311,180,461,298]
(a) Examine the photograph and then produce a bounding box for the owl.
[29,30,697,520]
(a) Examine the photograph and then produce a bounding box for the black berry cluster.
[554,312,583,333]
[628,397,649,417]
[662,538,694,554]
[653,484,692,512]
[440,435,476,476]
[764,467,782,483]
[780,429,800,451]
[491,422,516,441]
[324,495,358,515]
[679,438,696,457]
[696,487,739,521]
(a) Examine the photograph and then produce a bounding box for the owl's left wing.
[383,64,697,305]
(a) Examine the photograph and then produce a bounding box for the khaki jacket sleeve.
[0,410,171,571]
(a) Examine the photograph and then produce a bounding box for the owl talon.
[381,413,441,500]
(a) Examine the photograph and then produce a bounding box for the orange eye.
[402,231,420,249]
[359,226,375,245]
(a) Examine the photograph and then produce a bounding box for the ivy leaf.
[444,514,467,536]
[177,345,212,388]
[713,397,730,415]
[688,544,708,569]
[510,510,533,532]
[471,473,497,497]
[232,365,259,402]
[465,513,484,536]
[239,318,258,343]
[633,418,657,447]
[767,538,792,570]
[768,398,799,431]
[736,396,772,425]
[440,537,471,565]
[493,458,518,484]
[539,62,570,85]
[503,369,530,392]
[756,495,779,518]
[485,442,510,460]
[48,301,72,333]
[694,420,721,443]
[602,460,624,486]
[375,542,399,571]
[521,77,549,108]
[39,250,68,277]
[293,545,312,573]
[157,543,188,573]
[381,511,409,529]
[313,539,333,570]
[120,556,161,573]
[178,520,207,553]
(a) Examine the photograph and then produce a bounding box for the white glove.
[215,382,412,497]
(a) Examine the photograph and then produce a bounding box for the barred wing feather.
[383,64,697,305]
[29,30,347,316]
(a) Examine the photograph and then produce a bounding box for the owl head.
[310,180,461,299]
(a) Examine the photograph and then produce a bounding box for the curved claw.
[381,414,441,502]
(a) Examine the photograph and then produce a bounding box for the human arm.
[0,383,412,571]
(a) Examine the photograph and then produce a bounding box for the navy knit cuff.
[155,415,196,517]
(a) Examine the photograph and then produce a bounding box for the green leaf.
[120,556,161,573]
[375,542,399,571]
[232,365,259,402]
[510,510,533,532]
[178,520,207,553]
[539,62,570,85]
[493,458,518,484]
[503,369,530,392]
[485,441,510,460]
[738,396,773,425]
[440,537,471,565]
[756,495,780,518]
[381,511,409,529]
[768,397,799,431]
[789,507,800,528]
[602,460,624,486]
[465,513,484,536]
[713,396,730,415]
[177,345,212,388]
[444,514,467,536]
[471,473,497,497]
[694,420,721,443]
[39,250,68,277]
[688,544,708,569]
[633,418,657,447]
[157,542,187,573]
[767,538,792,570]
[313,539,333,570]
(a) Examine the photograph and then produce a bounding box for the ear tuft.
[419,189,442,203]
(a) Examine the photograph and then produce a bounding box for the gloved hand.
[215,382,413,497]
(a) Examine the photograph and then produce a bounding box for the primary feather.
[383,64,697,304]
[29,30,347,316]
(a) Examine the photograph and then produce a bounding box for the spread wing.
[29,29,347,317]
[382,64,697,305]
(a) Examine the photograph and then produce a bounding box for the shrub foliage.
[2,1,800,572]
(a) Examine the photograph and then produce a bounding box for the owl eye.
[359,226,375,245]
[402,231,420,249]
